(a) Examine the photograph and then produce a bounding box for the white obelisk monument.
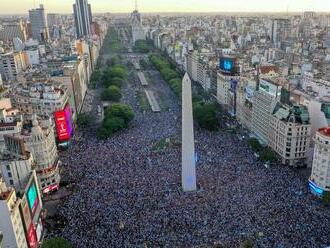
[182,73,197,192]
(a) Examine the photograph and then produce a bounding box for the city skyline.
[0,0,330,14]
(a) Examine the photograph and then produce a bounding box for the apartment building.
[268,103,311,166]
[309,127,330,196]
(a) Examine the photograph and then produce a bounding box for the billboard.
[309,180,325,197]
[54,105,73,142]
[219,57,235,74]
[27,182,39,215]
[27,223,38,248]
[42,184,59,194]
[259,79,281,97]
[20,195,32,230]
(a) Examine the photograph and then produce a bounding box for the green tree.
[105,103,134,127]
[140,59,148,69]
[240,239,254,248]
[104,116,125,133]
[41,237,72,248]
[322,191,330,206]
[160,68,178,81]
[259,148,277,162]
[134,40,150,53]
[90,69,101,83]
[108,66,127,79]
[193,102,219,131]
[101,85,122,102]
[77,113,92,128]
[103,77,124,88]
[97,127,110,140]
[248,138,263,152]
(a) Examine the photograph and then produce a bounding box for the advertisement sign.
[27,182,39,215]
[21,195,32,230]
[259,79,280,97]
[54,104,73,142]
[309,180,324,197]
[27,224,38,248]
[64,104,73,136]
[36,220,43,242]
[42,184,59,194]
[219,57,235,74]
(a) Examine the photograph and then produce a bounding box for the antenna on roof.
[135,0,138,11]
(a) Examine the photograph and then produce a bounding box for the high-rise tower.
[29,4,49,42]
[73,0,92,38]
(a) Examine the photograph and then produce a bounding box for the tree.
[77,113,92,128]
[193,102,219,131]
[103,77,124,88]
[160,68,178,81]
[134,40,150,53]
[105,103,134,127]
[248,138,263,152]
[90,70,101,83]
[322,191,330,206]
[240,239,254,248]
[101,86,122,102]
[102,66,127,82]
[41,237,72,248]
[259,148,277,163]
[109,66,127,79]
[97,127,110,140]
[104,116,125,133]
[140,59,148,69]
[97,104,135,140]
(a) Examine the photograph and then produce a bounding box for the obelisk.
[182,73,197,192]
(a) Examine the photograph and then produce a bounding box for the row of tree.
[149,54,182,98]
[248,138,278,163]
[133,40,152,53]
[101,56,128,102]
[97,103,134,139]
[149,53,220,131]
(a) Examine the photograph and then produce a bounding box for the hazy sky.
[0,0,329,14]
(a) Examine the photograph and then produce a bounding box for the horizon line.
[0,10,329,15]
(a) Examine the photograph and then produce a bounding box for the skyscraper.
[28,4,49,42]
[73,0,92,38]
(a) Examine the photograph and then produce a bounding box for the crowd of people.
[49,54,330,248]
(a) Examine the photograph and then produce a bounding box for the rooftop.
[0,189,13,201]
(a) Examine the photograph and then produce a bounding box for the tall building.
[0,135,34,190]
[11,81,69,117]
[73,0,92,38]
[0,51,26,81]
[270,18,290,48]
[0,98,23,152]
[251,79,281,144]
[0,20,27,42]
[0,177,28,248]
[309,127,330,197]
[268,102,311,167]
[26,116,60,193]
[28,4,49,42]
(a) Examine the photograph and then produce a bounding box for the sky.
[0,0,329,14]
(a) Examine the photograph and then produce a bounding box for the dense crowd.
[49,56,330,248]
